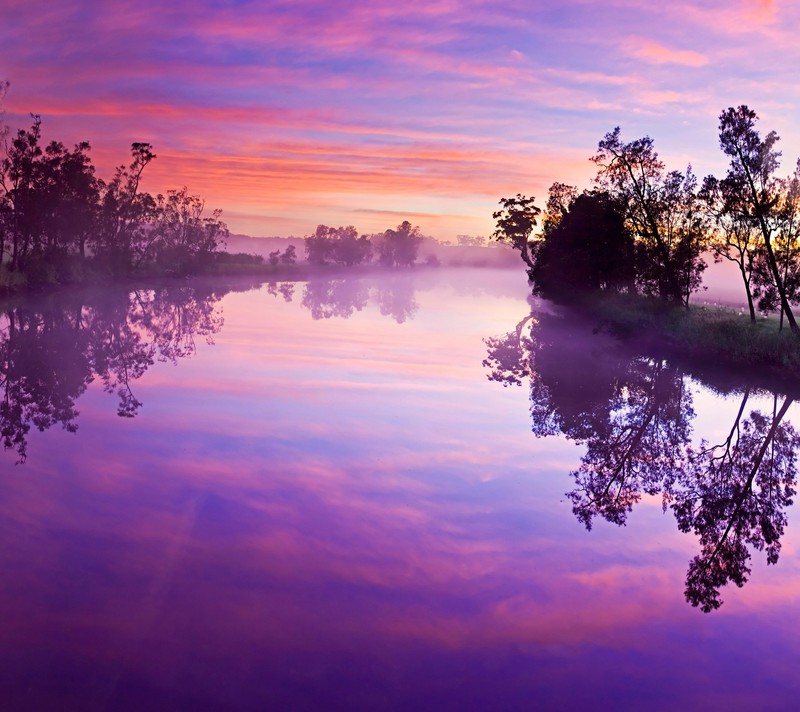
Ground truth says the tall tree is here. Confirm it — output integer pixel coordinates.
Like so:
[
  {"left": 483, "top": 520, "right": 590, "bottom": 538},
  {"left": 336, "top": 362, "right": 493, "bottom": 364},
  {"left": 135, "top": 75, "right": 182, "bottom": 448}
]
[
  {"left": 0, "top": 115, "right": 43, "bottom": 268},
  {"left": 592, "top": 128, "right": 706, "bottom": 305},
  {"left": 97, "top": 142, "right": 156, "bottom": 272},
  {"left": 749, "top": 160, "right": 800, "bottom": 329},
  {"left": 699, "top": 174, "right": 760, "bottom": 321},
  {"left": 716, "top": 105, "right": 799, "bottom": 334},
  {"left": 142, "top": 187, "right": 228, "bottom": 272}
]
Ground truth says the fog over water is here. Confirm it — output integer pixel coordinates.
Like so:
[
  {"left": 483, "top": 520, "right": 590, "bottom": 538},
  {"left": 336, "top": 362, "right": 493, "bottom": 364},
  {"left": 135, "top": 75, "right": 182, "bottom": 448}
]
[{"left": 0, "top": 268, "right": 798, "bottom": 710}]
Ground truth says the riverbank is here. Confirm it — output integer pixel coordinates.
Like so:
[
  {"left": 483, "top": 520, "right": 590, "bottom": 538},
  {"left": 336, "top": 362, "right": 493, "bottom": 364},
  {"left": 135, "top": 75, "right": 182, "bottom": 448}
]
[{"left": 572, "top": 291, "right": 800, "bottom": 382}]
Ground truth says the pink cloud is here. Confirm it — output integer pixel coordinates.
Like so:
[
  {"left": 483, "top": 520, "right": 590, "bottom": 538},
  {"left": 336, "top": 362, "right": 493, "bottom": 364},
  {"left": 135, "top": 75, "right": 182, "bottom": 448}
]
[{"left": 627, "top": 38, "right": 709, "bottom": 67}]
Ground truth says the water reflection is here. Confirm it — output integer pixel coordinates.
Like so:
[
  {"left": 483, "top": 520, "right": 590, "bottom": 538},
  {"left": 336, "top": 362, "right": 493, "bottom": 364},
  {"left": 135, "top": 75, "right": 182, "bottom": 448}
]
[
  {"left": 0, "top": 284, "right": 224, "bottom": 462},
  {"left": 267, "top": 275, "right": 419, "bottom": 323},
  {"left": 0, "top": 274, "right": 422, "bottom": 463},
  {"left": 484, "top": 309, "right": 800, "bottom": 611}
]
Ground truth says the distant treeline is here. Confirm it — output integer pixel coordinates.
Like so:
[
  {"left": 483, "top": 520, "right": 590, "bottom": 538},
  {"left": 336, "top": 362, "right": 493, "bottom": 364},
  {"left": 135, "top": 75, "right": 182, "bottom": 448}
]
[
  {"left": 0, "top": 111, "right": 228, "bottom": 291},
  {"left": 495, "top": 105, "right": 800, "bottom": 334},
  {"left": 302, "top": 221, "right": 428, "bottom": 267},
  {"left": 295, "top": 224, "right": 505, "bottom": 270}
]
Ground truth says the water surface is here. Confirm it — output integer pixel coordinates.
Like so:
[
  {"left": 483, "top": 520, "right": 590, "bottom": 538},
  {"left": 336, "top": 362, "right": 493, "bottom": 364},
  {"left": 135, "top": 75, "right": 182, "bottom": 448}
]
[{"left": 1, "top": 269, "right": 798, "bottom": 711}]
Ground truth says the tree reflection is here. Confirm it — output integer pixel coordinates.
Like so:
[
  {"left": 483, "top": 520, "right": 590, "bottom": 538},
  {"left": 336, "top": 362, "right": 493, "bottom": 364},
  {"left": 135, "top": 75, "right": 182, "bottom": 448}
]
[
  {"left": 674, "top": 391, "right": 798, "bottom": 611},
  {"left": 0, "top": 304, "right": 92, "bottom": 462},
  {"left": 299, "top": 276, "right": 418, "bottom": 324},
  {"left": 302, "top": 278, "right": 369, "bottom": 320},
  {"left": 485, "top": 310, "right": 800, "bottom": 610},
  {"left": 376, "top": 276, "right": 418, "bottom": 324},
  {"left": 266, "top": 280, "right": 295, "bottom": 302},
  {"left": 0, "top": 284, "right": 224, "bottom": 461}
]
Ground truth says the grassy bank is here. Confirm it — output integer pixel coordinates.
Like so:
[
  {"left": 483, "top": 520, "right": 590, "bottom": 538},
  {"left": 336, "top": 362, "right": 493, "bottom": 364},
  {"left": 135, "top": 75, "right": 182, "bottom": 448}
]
[{"left": 577, "top": 291, "right": 800, "bottom": 379}]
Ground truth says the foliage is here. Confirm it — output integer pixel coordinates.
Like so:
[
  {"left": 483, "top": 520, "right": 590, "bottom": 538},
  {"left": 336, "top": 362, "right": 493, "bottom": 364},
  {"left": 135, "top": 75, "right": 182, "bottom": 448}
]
[
  {"left": 491, "top": 194, "right": 541, "bottom": 273},
  {"left": 592, "top": 128, "right": 706, "bottom": 305},
  {"left": 713, "top": 105, "right": 799, "bottom": 334},
  {"left": 304, "top": 224, "right": 373, "bottom": 267},
  {"left": 500, "top": 107, "right": 800, "bottom": 330},
  {"left": 0, "top": 114, "right": 227, "bottom": 290},
  {"left": 372, "top": 220, "right": 423, "bottom": 267},
  {"left": 531, "top": 190, "right": 634, "bottom": 296}
]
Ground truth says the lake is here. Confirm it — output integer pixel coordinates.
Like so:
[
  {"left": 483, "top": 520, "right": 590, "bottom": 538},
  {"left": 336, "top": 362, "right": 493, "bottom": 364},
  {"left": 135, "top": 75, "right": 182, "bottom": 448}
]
[{"left": 1, "top": 268, "right": 799, "bottom": 711}]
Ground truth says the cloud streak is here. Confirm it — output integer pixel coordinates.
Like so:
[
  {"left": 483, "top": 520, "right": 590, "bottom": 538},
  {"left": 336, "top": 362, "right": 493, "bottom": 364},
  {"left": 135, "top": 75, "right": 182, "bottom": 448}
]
[{"left": 4, "top": 0, "right": 800, "bottom": 238}]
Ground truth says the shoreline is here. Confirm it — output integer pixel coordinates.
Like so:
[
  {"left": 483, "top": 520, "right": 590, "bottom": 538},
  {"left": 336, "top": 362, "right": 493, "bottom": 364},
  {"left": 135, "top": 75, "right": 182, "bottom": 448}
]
[{"left": 562, "top": 291, "right": 800, "bottom": 386}]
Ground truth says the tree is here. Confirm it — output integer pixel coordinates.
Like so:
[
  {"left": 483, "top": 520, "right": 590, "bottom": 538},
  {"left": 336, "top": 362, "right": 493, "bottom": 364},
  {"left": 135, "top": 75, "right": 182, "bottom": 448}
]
[
  {"left": 304, "top": 224, "right": 372, "bottom": 267},
  {"left": 0, "top": 115, "right": 44, "bottom": 268},
  {"left": 716, "top": 105, "right": 799, "bottom": 334},
  {"left": 541, "top": 182, "right": 577, "bottom": 238},
  {"left": 491, "top": 194, "right": 541, "bottom": 274},
  {"left": 280, "top": 244, "right": 297, "bottom": 266},
  {"left": 144, "top": 187, "right": 228, "bottom": 272},
  {"left": 0, "top": 116, "right": 101, "bottom": 281},
  {"left": 0, "top": 113, "right": 227, "bottom": 285},
  {"left": 304, "top": 224, "right": 336, "bottom": 265},
  {"left": 96, "top": 142, "right": 156, "bottom": 272},
  {"left": 39, "top": 139, "right": 100, "bottom": 263},
  {"left": 373, "top": 220, "right": 423, "bottom": 267},
  {"left": 699, "top": 174, "right": 761, "bottom": 321},
  {"left": 531, "top": 190, "right": 635, "bottom": 297},
  {"left": 592, "top": 128, "right": 706, "bottom": 305},
  {"left": 748, "top": 160, "right": 800, "bottom": 328}
]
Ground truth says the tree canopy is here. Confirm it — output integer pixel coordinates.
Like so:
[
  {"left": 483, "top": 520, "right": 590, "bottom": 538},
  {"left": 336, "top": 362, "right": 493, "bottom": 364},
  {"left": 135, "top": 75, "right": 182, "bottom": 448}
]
[
  {"left": 498, "top": 105, "right": 800, "bottom": 331},
  {"left": 0, "top": 114, "right": 228, "bottom": 287}
]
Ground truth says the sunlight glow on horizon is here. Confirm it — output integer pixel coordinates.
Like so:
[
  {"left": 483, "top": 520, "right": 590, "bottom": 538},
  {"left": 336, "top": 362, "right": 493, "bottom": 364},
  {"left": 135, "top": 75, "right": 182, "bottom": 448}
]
[{"left": 4, "top": 0, "right": 800, "bottom": 239}]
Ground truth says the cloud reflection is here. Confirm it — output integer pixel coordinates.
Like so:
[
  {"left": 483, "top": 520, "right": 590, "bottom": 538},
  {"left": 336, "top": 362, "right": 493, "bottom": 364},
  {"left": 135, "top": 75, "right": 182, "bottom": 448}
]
[{"left": 1, "top": 272, "right": 800, "bottom": 708}]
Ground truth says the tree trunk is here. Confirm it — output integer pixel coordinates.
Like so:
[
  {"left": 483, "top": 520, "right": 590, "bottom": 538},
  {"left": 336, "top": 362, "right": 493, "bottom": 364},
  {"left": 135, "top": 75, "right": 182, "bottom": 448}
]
[
  {"left": 739, "top": 263, "right": 756, "bottom": 321},
  {"left": 738, "top": 146, "right": 800, "bottom": 334}
]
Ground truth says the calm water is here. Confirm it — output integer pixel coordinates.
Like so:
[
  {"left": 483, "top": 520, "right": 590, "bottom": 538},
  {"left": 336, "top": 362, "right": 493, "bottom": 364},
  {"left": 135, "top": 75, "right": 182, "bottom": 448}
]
[{"left": 1, "top": 269, "right": 799, "bottom": 711}]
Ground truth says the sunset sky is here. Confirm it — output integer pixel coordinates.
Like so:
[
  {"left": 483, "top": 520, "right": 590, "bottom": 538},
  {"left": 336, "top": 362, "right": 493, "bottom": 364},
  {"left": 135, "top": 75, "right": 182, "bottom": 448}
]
[{"left": 3, "top": 0, "right": 799, "bottom": 240}]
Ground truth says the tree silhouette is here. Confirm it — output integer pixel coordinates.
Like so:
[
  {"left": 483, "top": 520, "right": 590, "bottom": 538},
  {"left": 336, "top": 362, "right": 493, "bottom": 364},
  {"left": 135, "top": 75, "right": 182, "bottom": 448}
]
[
  {"left": 491, "top": 194, "right": 541, "bottom": 274},
  {"left": 373, "top": 221, "right": 423, "bottom": 267},
  {"left": 592, "top": 128, "right": 706, "bottom": 305},
  {"left": 532, "top": 190, "right": 635, "bottom": 297},
  {"left": 714, "top": 106, "right": 799, "bottom": 333}
]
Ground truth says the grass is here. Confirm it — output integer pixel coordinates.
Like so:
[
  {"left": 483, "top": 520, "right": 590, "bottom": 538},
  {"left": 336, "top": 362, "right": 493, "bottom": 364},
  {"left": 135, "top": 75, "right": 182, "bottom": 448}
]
[{"left": 579, "top": 291, "right": 800, "bottom": 380}]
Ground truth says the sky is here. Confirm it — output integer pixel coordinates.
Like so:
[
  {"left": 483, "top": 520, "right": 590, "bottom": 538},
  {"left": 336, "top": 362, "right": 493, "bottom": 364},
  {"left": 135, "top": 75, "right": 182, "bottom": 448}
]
[{"left": 2, "top": 0, "right": 800, "bottom": 240}]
